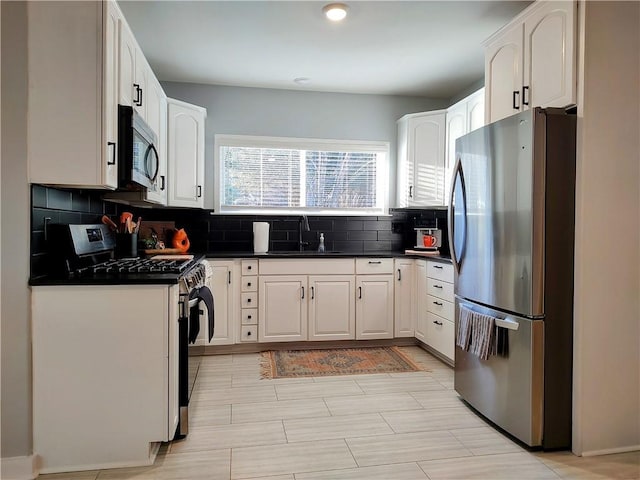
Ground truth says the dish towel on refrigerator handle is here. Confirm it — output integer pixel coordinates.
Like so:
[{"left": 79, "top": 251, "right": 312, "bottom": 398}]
[{"left": 457, "top": 304, "right": 508, "bottom": 360}]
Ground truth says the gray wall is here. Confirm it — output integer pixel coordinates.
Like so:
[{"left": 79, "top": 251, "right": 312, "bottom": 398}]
[
  {"left": 161, "top": 82, "right": 448, "bottom": 210},
  {"left": 1, "top": 0, "right": 32, "bottom": 461}
]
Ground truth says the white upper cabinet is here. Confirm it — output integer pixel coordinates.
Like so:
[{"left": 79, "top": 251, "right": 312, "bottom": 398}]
[
  {"left": 167, "top": 99, "right": 207, "bottom": 208},
  {"left": 444, "top": 88, "right": 485, "bottom": 204},
  {"left": 118, "top": 21, "right": 151, "bottom": 122},
  {"left": 485, "top": 0, "right": 576, "bottom": 123},
  {"left": 27, "top": 1, "right": 121, "bottom": 189},
  {"left": 396, "top": 111, "right": 446, "bottom": 207}
]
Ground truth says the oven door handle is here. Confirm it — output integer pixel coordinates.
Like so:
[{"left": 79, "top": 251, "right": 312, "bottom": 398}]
[{"left": 189, "top": 285, "right": 215, "bottom": 343}]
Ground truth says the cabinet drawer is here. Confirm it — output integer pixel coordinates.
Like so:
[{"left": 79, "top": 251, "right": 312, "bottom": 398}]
[
  {"left": 259, "top": 259, "right": 354, "bottom": 275},
  {"left": 426, "top": 294, "right": 454, "bottom": 321},
  {"left": 241, "top": 260, "right": 258, "bottom": 276},
  {"left": 355, "top": 258, "right": 394, "bottom": 274},
  {"left": 241, "top": 308, "right": 258, "bottom": 325},
  {"left": 427, "top": 278, "right": 454, "bottom": 301},
  {"left": 425, "top": 312, "right": 454, "bottom": 361},
  {"left": 241, "top": 292, "right": 257, "bottom": 308},
  {"left": 240, "top": 325, "right": 257, "bottom": 342},
  {"left": 241, "top": 276, "right": 258, "bottom": 292},
  {"left": 426, "top": 261, "right": 454, "bottom": 282}
]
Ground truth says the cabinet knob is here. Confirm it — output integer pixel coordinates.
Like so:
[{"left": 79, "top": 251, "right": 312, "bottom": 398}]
[
  {"left": 247, "top": 331, "right": 252, "bottom": 336},
  {"left": 247, "top": 298, "right": 252, "bottom": 303},
  {"left": 247, "top": 282, "right": 252, "bottom": 287},
  {"left": 248, "top": 266, "right": 252, "bottom": 270},
  {"left": 247, "top": 315, "right": 252, "bottom": 319}
]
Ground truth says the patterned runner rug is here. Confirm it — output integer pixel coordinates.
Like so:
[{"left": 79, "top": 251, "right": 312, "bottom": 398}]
[{"left": 260, "top": 346, "right": 427, "bottom": 379}]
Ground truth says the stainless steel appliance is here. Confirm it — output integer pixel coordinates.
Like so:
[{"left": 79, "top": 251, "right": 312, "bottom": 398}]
[
  {"left": 118, "top": 105, "right": 161, "bottom": 191},
  {"left": 448, "top": 108, "right": 576, "bottom": 449}
]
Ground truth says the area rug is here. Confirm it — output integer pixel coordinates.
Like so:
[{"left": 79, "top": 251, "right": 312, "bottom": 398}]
[{"left": 260, "top": 346, "right": 427, "bottom": 379}]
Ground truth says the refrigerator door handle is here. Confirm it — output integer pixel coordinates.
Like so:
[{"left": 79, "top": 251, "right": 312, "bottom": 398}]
[
  {"left": 448, "top": 156, "right": 467, "bottom": 274},
  {"left": 495, "top": 317, "right": 520, "bottom": 331}
]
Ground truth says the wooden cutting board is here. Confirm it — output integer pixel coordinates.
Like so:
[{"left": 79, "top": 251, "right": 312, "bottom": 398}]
[{"left": 143, "top": 248, "right": 185, "bottom": 255}]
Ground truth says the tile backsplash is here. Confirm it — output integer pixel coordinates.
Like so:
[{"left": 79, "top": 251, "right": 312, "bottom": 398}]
[{"left": 30, "top": 185, "right": 450, "bottom": 278}]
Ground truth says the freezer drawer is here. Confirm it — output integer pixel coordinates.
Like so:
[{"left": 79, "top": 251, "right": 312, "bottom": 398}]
[{"left": 454, "top": 298, "right": 544, "bottom": 447}]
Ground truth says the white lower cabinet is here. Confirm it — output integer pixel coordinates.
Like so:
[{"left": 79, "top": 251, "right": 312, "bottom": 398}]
[
  {"left": 259, "top": 275, "right": 308, "bottom": 342},
  {"left": 423, "top": 260, "right": 455, "bottom": 363},
  {"left": 414, "top": 259, "right": 428, "bottom": 342},
  {"left": 32, "top": 284, "right": 178, "bottom": 473},
  {"left": 394, "top": 258, "right": 415, "bottom": 337},
  {"left": 356, "top": 275, "right": 394, "bottom": 339},
  {"left": 308, "top": 275, "right": 356, "bottom": 341},
  {"left": 204, "top": 260, "right": 235, "bottom": 345}
]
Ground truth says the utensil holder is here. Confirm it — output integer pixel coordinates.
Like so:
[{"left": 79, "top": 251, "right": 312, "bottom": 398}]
[{"left": 115, "top": 233, "right": 138, "bottom": 258}]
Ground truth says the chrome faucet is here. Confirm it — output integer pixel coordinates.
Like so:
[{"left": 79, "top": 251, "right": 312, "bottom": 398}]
[{"left": 298, "top": 215, "right": 310, "bottom": 251}]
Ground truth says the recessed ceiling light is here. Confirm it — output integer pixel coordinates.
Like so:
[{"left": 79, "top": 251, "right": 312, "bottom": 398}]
[
  {"left": 294, "top": 77, "right": 311, "bottom": 85},
  {"left": 323, "top": 3, "right": 348, "bottom": 22}
]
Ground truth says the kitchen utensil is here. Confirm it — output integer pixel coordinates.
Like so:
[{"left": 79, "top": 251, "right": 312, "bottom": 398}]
[
  {"left": 135, "top": 217, "right": 142, "bottom": 234},
  {"left": 101, "top": 215, "right": 118, "bottom": 232}
]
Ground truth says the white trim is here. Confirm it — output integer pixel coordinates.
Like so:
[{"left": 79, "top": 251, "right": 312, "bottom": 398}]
[
  {"left": 214, "top": 134, "right": 390, "bottom": 215},
  {"left": 580, "top": 445, "right": 640, "bottom": 457},
  {"left": 1, "top": 455, "right": 37, "bottom": 480}
]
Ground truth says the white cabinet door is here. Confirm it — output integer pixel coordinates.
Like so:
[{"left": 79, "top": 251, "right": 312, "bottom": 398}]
[
  {"left": 308, "top": 275, "right": 355, "bottom": 341},
  {"left": 409, "top": 112, "right": 446, "bottom": 206},
  {"left": 356, "top": 275, "right": 394, "bottom": 340},
  {"left": 414, "top": 260, "right": 428, "bottom": 342},
  {"left": 204, "top": 261, "right": 234, "bottom": 345},
  {"left": 118, "top": 19, "right": 137, "bottom": 109},
  {"left": 27, "top": 1, "right": 120, "bottom": 189},
  {"left": 394, "top": 259, "right": 415, "bottom": 337},
  {"left": 523, "top": 1, "right": 576, "bottom": 109},
  {"left": 425, "top": 312, "right": 455, "bottom": 361},
  {"left": 485, "top": 1, "right": 576, "bottom": 123},
  {"left": 444, "top": 102, "right": 467, "bottom": 205},
  {"left": 259, "top": 276, "right": 308, "bottom": 342},
  {"left": 397, "top": 111, "right": 446, "bottom": 207},
  {"left": 485, "top": 22, "right": 524, "bottom": 123},
  {"left": 167, "top": 99, "right": 207, "bottom": 208},
  {"left": 144, "top": 75, "right": 168, "bottom": 205},
  {"left": 445, "top": 88, "right": 485, "bottom": 205}
]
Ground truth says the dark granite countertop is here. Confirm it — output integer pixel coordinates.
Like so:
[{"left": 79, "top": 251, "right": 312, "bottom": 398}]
[{"left": 205, "top": 250, "right": 452, "bottom": 263}]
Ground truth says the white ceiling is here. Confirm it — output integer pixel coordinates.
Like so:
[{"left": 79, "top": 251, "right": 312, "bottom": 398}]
[{"left": 117, "top": 1, "right": 531, "bottom": 99}]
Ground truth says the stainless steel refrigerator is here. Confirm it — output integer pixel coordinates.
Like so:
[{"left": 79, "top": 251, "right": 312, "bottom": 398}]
[{"left": 448, "top": 107, "right": 576, "bottom": 449}]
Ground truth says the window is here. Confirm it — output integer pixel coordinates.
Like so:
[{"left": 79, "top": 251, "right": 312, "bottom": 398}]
[{"left": 215, "top": 135, "right": 389, "bottom": 215}]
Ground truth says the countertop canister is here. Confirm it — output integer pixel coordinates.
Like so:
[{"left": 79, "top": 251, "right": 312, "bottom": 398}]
[{"left": 253, "top": 222, "right": 269, "bottom": 253}]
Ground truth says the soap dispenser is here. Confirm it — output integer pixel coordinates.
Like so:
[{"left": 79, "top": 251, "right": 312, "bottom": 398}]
[{"left": 318, "top": 233, "right": 325, "bottom": 253}]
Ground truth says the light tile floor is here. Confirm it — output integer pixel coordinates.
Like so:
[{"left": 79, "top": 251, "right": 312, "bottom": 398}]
[{"left": 41, "top": 346, "right": 639, "bottom": 479}]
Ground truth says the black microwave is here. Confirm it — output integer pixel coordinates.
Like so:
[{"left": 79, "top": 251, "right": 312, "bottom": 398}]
[{"left": 118, "top": 105, "right": 159, "bottom": 191}]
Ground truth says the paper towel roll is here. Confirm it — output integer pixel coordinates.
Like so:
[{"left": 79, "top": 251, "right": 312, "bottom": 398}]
[{"left": 253, "top": 222, "right": 269, "bottom": 253}]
